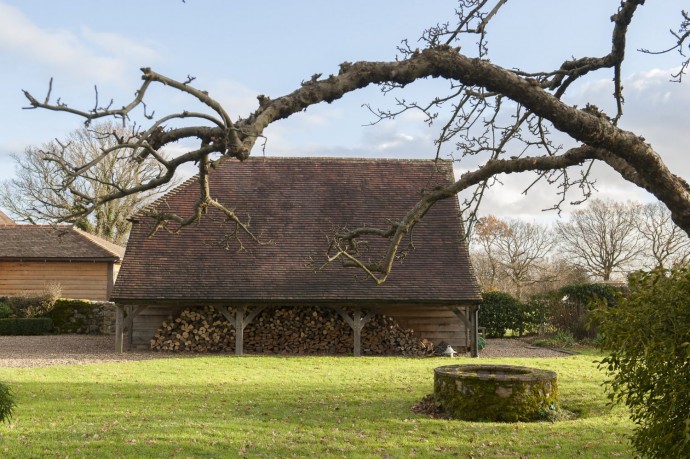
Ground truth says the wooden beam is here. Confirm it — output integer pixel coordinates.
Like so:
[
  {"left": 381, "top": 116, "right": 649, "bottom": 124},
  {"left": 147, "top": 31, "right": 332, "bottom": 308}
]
[
  {"left": 124, "top": 305, "right": 147, "bottom": 349},
  {"left": 214, "top": 305, "right": 236, "bottom": 327},
  {"left": 450, "top": 306, "right": 470, "bottom": 329},
  {"left": 245, "top": 305, "right": 267, "bottom": 325},
  {"left": 332, "top": 307, "right": 354, "bottom": 328}
]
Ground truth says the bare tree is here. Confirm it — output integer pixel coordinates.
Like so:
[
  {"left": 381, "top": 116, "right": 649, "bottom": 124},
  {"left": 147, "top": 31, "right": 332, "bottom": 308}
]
[
  {"left": 556, "top": 199, "right": 642, "bottom": 281},
  {"left": 19, "top": 1, "right": 690, "bottom": 282},
  {"left": 472, "top": 215, "right": 554, "bottom": 298},
  {"left": 471, "top": 215, "right": 510, "bottom": 291},
  {"left": 495, "top": 219, "right": 555, "bottom": 299},
  {"left": 0, "top": 122, "right": 175, "bottom": 245},
  {"left": 530, "top": 257, "right": 590, "bottom": 294},
  {"left": 637, "top": 201, "right": 690, "bottom": 270}
]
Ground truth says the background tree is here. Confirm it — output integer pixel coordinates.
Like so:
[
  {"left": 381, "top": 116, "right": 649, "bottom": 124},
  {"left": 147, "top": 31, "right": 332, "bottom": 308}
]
[
  {"left": 636, "top": 201, "right": 690, "bottom": 270},
  {"left": 493, "top": 219, "right": 555, "bottom": 299},
  {"left": 0, "top": 122, "right": 175, "bottom": 245},
  {"left": 556, "top": 199, "right": 642, "bottom": 281},
  {"left": 471, "top": 215, "right": 511, "bottom": 291},
  {"left": 531, "top": 258, "right": 590, "bottom": 294},
  {"left": 471, "top": 216, "right": 554, "bottom": 299}
]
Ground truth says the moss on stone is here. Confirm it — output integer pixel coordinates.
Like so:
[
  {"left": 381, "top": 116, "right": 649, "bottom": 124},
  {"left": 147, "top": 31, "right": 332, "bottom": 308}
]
[{"left": 433, "top": 364, "right": 558, "bottom": 422}]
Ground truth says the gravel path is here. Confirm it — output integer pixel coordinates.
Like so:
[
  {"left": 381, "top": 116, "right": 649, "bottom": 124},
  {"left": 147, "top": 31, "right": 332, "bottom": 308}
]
[
  {"left": 0, "top": 335, "right": 178, "bottom": 368},
  {"left": 477, "top": 338, "right": 572, "bottom": 359},
  {"left": 0, "top": 335, "right": 570, "bottom": 368}
]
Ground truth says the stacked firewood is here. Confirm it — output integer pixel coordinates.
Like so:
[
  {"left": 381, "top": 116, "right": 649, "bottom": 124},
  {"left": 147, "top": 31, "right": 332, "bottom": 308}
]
[
  {"left": 150, "top": 305, "right": 426, "bottom": 356},
  {"left": 150, "top": 306, "right": 236, "bottom": 353}
]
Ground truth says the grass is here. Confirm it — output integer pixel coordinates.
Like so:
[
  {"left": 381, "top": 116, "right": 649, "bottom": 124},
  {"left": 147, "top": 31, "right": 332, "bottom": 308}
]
[{"left": 0, "top": 354, "right": 632, "bottom": 458}]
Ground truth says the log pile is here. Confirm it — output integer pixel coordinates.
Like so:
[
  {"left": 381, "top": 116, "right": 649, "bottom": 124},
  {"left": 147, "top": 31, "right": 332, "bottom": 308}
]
[{"left": 150, "top": 305, "right": 427, "bottom": 356}]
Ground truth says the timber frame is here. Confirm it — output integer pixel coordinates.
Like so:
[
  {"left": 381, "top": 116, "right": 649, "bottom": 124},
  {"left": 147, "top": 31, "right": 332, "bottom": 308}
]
[{"left": 113, "top": 302, "right": 481, "bottom": 357}]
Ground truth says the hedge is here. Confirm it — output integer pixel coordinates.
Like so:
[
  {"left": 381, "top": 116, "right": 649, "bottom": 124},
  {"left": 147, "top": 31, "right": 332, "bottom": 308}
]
[
  {"left": 479, "top": 291, "right": 522, "bottom": 338},
  {"left": 0, "top": 318, "right": 53, "bottom": 335}
]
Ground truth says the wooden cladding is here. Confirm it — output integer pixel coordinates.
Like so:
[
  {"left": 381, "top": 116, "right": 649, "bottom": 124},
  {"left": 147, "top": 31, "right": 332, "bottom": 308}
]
[{"left": 0, "top": 261, "right": 116, "bottom": 301}]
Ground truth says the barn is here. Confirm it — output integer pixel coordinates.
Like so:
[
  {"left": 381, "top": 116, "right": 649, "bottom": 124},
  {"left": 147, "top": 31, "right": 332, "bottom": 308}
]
[
  {"left": 111, "top": 157, "right": 482, "bottom": 355},
  {"left": 0, "top": 220, "right": 125, "bottom": 301}
]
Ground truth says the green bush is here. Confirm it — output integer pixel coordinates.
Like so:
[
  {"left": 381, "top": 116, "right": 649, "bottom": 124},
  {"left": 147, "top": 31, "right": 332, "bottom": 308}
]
[
  {"left": 0, "top": 382, "right": 15, "bottom": 423},
  {"left": 528, "top": 283, "right": 623, "bottom": 339},
  {"left": 0, "top": 302, "right": 13, "bottom": 319},
  {"left": 597, "top": 268, "right": 690, "bottom": 458},
  {"left": 479, "top": 291, "right": 522, "bottom": 338},
  {"left": 0, "top": 318, "right": 53, "bottom": 335}
]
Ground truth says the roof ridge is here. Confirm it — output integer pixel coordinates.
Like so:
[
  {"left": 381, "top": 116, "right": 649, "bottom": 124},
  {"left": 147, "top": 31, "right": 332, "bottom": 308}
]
[
  {"left": 72, "top": 227, "right": 125, "bottom": 258},
  {"left": 244, "top": 156, "right": 454, "bottom": 163},
  {"left": 1, "top": 224, "right": 73, "bottom": 228},
  {"left": 132, "top": 174, "right": 200, "bottom": 220},
  {"left": 131, "top": 156, "right": 455, "bottom": 219}
]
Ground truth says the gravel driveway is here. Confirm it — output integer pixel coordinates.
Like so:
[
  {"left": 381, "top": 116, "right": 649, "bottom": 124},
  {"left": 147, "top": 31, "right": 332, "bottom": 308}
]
[{"left": 0, "top": 335, "right": 570, "bottom": 368}]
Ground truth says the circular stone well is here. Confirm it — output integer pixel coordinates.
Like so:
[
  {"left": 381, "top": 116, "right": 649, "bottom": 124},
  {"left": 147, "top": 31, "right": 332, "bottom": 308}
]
[{"left": 434, "top": 364, "right": 558, "bottom": 422}]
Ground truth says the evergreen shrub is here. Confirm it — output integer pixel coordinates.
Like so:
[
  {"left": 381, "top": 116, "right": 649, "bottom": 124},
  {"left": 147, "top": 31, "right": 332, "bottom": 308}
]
[
  {"left": 0, "top": 318, "right": 53, "bottom": 335},
  {"left": 597, "top": 268, "right": 690, "bottom": 458}
]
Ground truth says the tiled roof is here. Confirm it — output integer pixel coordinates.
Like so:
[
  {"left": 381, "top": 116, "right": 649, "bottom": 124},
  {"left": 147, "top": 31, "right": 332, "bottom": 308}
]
[
  {"left": 0, "top": 211, "right": 14, "bottom": 225},
  {"left": 0, "top": 225, "right": 124, "bottom": 261},
  {"left": 112, "top": 157, "right": 481, "bottom": 304}
]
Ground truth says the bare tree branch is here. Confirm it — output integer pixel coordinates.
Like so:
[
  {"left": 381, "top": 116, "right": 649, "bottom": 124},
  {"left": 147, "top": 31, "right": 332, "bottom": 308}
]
[{"left": 18, "top": 0, "right": 690, "bottom": 283}]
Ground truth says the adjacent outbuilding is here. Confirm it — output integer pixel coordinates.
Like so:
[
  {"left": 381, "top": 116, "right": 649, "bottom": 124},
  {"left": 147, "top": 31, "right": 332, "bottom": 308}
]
[
  {"left": 112, "top": 157, "right": 482, "bottom": 355},
  {"left": 0, "top": 223, "right": 125, "bottom": 301}
]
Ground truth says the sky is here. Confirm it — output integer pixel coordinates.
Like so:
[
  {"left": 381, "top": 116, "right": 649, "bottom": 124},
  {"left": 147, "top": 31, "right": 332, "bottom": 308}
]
[{"left": 0, "top": 0, "right": 687, "bottom": 223}]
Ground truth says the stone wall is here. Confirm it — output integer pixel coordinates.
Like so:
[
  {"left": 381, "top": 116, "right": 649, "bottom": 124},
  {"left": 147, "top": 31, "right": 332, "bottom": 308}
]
[{"left": 48, "top": 299, "right": 116, "bottom": 335}]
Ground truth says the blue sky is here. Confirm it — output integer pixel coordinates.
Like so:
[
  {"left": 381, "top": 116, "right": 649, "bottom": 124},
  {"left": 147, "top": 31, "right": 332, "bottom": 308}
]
[{"left": 0, "top": 1, "right": 687, "bottom": 221}]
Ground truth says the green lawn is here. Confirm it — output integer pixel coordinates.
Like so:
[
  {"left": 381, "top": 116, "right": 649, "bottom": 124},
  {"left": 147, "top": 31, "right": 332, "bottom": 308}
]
[{"left": 0, "top": 354, "right": 632, "bottom": 458}]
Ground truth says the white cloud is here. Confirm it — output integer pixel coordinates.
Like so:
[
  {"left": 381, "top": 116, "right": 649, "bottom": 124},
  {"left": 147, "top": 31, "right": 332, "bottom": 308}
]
[
  {"left": 80, "top": 27, "right": 159, "bottom": 64},
  {"left": 208, "top": 79, "right": 261, "bottom": 117},
  {"left": 0, "top": 2, "right": 159, "bottom": 84}
]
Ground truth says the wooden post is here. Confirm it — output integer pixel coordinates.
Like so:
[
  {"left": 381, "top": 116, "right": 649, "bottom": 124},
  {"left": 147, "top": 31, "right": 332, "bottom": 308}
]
[
  {"left": 235, "top": 307, "right": 245, "bottom": 356},
  {"left": 114, "top": 305, "right": 146, "bottom": 352},
  {"left": 126, "top": 305, "right": 134, "bottom": 348},
  {"left": 470, "top": 306, "right": 480, "bottom": 358},
  {"left": 353, "top": 309, "right": 362, "bottom": 357},
  {"left": 213, "top": 305, "right": 267, "bottom": 356},
  {"left": 115, "top": 304, "right": 124, "bottom": 353},
  {"left": 333, "top": 307, "right": 377, "bottom": 357},
  {"left": 450, "top": 305, "right": 480, "bottom": 357}
]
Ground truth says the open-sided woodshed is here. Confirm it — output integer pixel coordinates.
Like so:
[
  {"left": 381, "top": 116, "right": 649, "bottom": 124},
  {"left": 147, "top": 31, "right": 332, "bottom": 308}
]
[{"left": 111, "top": 157, "right": 482, "bottom": 356}]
